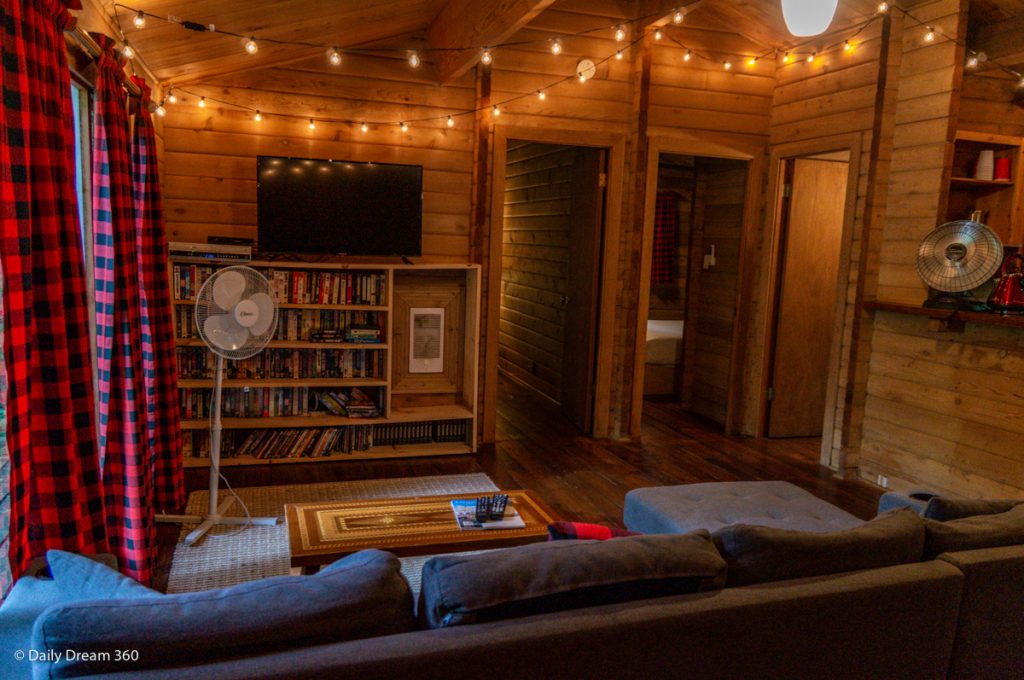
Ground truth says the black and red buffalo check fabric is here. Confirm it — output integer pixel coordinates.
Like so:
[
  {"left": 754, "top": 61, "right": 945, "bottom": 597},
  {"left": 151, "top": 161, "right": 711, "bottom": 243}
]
[
  {"left": 131, "top": 76, "right": 184, "bottom": 512},
  {"left": 652, "top": 191, "right": 678, "bottom": 285},
  {"left": 92, "top": 35, "right": 155, "bottom": 583},
  {"left": 1, "top": 0, "right": 109, "bottom": 581}
]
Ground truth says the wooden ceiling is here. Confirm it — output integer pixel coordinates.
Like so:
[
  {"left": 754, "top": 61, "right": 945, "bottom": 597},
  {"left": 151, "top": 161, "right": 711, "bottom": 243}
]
[{"left": 110, "top": 0, "right": 1021, "bottom": 86}]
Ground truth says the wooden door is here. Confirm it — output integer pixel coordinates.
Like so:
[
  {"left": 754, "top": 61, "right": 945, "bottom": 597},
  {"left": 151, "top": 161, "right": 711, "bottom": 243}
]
[
  {"left": 561, "top": 149, "right": 606, "bottom": 433},
  {"left": 768, "top": 158, "right": 849, "bottom": 437}
]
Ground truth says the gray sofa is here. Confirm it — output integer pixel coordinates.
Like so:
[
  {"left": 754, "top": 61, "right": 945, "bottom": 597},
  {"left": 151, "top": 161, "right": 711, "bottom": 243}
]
[{"left": 3, "top": 481, "right": 1022, "bottom": 680}]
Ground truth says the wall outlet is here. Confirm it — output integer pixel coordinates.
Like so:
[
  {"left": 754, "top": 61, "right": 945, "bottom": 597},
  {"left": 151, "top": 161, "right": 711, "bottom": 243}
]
[{"left": 876, "top": 474, "right": 889, "bottom": 489}]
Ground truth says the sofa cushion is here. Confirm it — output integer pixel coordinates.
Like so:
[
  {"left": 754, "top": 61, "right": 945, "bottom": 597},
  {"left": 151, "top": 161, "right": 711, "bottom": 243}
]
[
  {"left": 923, "top": 497, "right": 1024, "bottom": 522},
  {"left": 547, "top": 521, "right": 640, "bottom": 541},
  {"left": 713, "top": 508, "right": 925, "bottom": 586},
  {"left": 624, "top": 481, "right": 863, "bottom": 535},
  {"left": 419, "top": 530, "right": 726, "bottom": 629},
  {"left": 0, "top": 578, "right": 64, "bottom": 680},
  {"left": 46, "top": 550, "right": 158, "bottom": 599},
  {"left": 924, "top": 504, "right": 1024, "bottom": 558},
  {"left": 31, "top": 549, "right": 414, "bottom": 678}
]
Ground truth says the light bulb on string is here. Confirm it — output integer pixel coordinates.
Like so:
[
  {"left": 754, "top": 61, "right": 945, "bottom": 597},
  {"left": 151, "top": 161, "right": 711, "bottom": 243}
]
[
  {"left": 481, "top": 47, "right": 492, "bottom": 65},
  {"left": 122, "top": 43, "right": 134, "bottom": 59},
  {"left": 723, "top": 60, "right": 732, "bottom": 70},
  {"left": 924, "top": 27, "right": 936, "bottom": 43},
  {"left": 155, "top": 102, "right": 166, "bottom": 117},
  {"left": 408, "top": 51, "right": 420, "bottom": 68},
  {"left": 254, "top": 110, "right": 262, "bottom": 122},
  {"left": 1017, "top": 75, "right": 1024, "bottom": 89},
  {"left": 308, "top": 119, "right": 315, "bottom": 130},
  {"left": 167, "top": 89, "right": 177, "bottom": 104},
  {"left": 133, "top": 10, "right": 146, "bottom": 28},
  {"left": 245, "top": 36, "right": 258, "bottom": 54},
  {"left": 748, "top": 56, "right": 758, "bottom": 66},
  {"left": 614, "top": 25, "right": 626, "bottom": 42},
  {"left": 550, "top": 38, "right": 563, "bottom": 55},
  {"left": 327, "top": 48, "right": 342, "bottom": 66},
  {"left": 537, "top": 89, "right": 546, "bottom": 100},
  {"left": 683, "top": 49, "right": 692, "bottom": 62},
  {"left": 578, "top": 71, "right": 587, "bottom": 82},
  {"left": 360, "top": 122, "right": 368, "bottom": 133},
  {"left": 807, "top": 52, "right": 817, "bottom": 63},
  {"left": 400, "top": 121, "right": 409, "bottom": 132},
  {"left": 782, "top": 52, "right": 791, "bottom": 63},
  {"left": 447, "top": 115, "right": 455, "bottom": 127},
  {"left": 492, "top": 104, "right": 500, "bottom": 116},
  {"left": 673, "top": 9, "right": 685, "bottom": 23},
  {"left": 654, "top": 28, "right": 663, "bottom": 40},
  {"left": 198, "top": 96, "right": 206, "bottom": 108},
  {"left": 615, "top": 50, "right": 623, "bottom": 60},
  {"left": 877, "top": 2, "right": 889, "bottom": 13}
]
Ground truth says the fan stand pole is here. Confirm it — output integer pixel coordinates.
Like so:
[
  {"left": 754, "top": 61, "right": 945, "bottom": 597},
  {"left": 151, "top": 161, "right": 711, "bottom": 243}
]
[{"left": 158, "top": 354, "right": 280, "bottom": 544}]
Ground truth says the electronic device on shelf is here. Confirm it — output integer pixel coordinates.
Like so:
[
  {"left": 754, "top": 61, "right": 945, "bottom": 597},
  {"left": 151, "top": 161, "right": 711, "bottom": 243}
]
[
  {"left": 168, "top": 241, "right": 252, "bottom": 263},
  {"left": 916, "top": 220, "right": 1003, "bottom": 311}
]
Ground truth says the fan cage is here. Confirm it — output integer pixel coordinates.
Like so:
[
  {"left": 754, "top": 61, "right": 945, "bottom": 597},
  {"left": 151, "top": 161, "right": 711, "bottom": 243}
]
[
  {"left": 915, "top": 220, "right": 1003, "bottom": 294},
  {"left": 195, "top": 265, "right": 278, "bottom": 360}
]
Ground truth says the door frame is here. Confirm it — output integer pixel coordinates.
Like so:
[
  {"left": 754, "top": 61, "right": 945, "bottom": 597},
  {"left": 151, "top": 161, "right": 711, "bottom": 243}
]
[
  {"left": 758, "top": 134, "right": 863, "bottom": 465},
  {"left": 631, "top": 133, "right": 765, "bottom": 437},
  {"left": 483, "top": 125, "right": 627, "bottom": 442}
]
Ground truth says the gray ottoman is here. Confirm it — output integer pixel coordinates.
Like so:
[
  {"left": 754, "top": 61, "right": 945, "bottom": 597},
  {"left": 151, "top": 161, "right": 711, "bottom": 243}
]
[{"left": 624, "top": 481, "right": 863, "bottom": 535}]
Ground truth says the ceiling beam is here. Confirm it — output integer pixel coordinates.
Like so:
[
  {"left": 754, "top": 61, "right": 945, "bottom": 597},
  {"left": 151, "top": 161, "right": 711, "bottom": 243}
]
[
  {"left": 427, "top": 0, "right": 556, "bottom": 85},
  {"left": 638, "top": 0, "right": 705, "bottom": 29}
]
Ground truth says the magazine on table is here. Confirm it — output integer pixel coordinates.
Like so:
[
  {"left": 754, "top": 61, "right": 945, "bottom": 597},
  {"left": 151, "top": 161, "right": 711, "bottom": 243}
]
[{"left": 451, "top": 499, "right": 525, "bottom": 530}]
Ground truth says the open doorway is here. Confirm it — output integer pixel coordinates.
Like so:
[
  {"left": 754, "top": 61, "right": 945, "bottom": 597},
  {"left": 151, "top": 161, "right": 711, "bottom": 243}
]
[
  {"left": 766, "top": 151, "right": 852, "bottom": 438},
  {"left": 496, "top": 141, "right": 606, "bottom": 434},
  {"left": 639, "top": 153, "right": 749, "bottom": 429}
]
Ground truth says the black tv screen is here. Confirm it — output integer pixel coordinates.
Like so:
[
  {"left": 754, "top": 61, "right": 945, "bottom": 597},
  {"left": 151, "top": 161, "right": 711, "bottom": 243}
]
[{"left": 257, "top": 156, "right": 422, "bottom": 256}]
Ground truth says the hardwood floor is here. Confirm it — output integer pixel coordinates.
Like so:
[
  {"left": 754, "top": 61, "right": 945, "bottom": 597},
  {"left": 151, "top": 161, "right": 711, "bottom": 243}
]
[{"left": 154, "top": 377, "right": 882, "bottom": 591}]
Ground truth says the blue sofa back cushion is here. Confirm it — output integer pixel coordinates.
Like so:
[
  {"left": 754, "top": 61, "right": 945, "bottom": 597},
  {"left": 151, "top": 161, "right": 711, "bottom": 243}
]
[
  {"left": 30, "top": 549, "right": 415, "bottom": 679},
  {"left": 419, "top": 530, "right": 727, "bottom": 629},
  {"left": 924, "top": 503, "right": 1024, "bottom": 558},
  {"left": 713, "top": 508, "right": 926, "bottom": 586},
  {"left": 46, "top": 550, "right": 159, "bottom": 600}
]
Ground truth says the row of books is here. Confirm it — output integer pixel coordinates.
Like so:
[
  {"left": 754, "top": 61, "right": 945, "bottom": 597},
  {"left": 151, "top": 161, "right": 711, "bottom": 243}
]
[
  {"left": 178, "top": 387, "right": 313, "bottom": 420},
  {"left": 314, "top": 388, "right": 381, "bottom": 418},
  {"left": 265, "top": 270, "right": 387, "bottom": 306},
  {"left": 175, "top": 347, "right": 385, "bottom": 380},
  {"left": 171, "top": 264, "right": 387, "bottom": 307},
  {"left": 181, "top": 420, "right": 470, "bottom": 459},
  {"left": 181, "top": 426, "right": 374, "bottom": 458},
  {"left": 374, "top": 420, "right": 468, "bottom": 445},
  {"left": 174, "top": 308, "right": 385, "bottom": 342}
]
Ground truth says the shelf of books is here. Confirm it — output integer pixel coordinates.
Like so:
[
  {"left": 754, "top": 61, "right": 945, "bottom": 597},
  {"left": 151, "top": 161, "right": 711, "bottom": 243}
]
[{"left": 170, "top": 259, "right": 480, "bottom": 468}]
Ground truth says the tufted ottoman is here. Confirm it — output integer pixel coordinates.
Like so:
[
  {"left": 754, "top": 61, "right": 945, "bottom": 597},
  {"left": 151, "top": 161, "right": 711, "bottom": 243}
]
[{"left": 624, "top": 481, "right": 863, "bottom": 535}]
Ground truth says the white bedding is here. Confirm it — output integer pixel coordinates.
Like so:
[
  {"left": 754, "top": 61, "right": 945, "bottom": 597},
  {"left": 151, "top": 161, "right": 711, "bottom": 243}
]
[{"left": 645, "top": 320, "right": 684, "bottom": 365}]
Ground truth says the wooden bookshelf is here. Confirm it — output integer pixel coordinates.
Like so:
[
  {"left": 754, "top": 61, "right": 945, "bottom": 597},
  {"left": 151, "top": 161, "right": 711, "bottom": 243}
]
[{"left": 171, "top": 258, "right": 481, "bottom": 466}]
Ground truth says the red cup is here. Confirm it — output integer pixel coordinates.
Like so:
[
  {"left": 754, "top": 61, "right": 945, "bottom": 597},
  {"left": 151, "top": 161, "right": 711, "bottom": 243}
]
[{"left": 994, "top": 157, "right": 1012, "bottom": 182}]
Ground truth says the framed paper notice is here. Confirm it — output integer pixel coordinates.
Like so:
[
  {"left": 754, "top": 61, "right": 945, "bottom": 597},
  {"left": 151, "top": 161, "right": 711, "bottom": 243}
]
[{"left": 409, "top": 307, "right": 444, "bottom": 373}]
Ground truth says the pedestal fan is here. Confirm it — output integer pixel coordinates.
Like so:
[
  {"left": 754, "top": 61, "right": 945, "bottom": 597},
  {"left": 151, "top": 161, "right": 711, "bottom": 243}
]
[
  {"left": 160, "top": 266, "right": 280, "bottom": 545},
  {"left": 916, "top": 220, "right": 1003, "bottom": 311}
]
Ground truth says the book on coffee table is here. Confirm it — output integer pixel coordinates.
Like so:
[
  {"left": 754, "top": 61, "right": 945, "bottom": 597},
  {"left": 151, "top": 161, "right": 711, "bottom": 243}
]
[{"left": 451, "top": 499, "right": 526, "bottom": 530}]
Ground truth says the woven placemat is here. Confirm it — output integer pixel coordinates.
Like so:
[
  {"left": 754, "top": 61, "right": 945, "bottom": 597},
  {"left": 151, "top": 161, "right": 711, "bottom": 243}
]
[{"left": 167, "top": 473, "right": 498, "bottom": 594}]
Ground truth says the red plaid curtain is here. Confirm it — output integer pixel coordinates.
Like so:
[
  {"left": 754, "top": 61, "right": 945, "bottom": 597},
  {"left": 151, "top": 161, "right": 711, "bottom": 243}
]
[
  {"left": 130, "top": 77, "right": 183, "bottom": 512},
  {"left": 0, "top": 0, "right": 108, "bottom": 581},
  {"left": 92, "top": 36, "right": 154, "bottom": 583},
  {"left": 652, "top": 191, "right": 679, "bottom": 285}
]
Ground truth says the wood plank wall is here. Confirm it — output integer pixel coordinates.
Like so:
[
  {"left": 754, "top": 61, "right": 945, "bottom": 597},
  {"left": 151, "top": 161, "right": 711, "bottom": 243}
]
[
  {"left": 686, "top": 159, "right": 747, "bottom": 425},
  {"left": 498, "top": 142, "right": 575, "bottom": 401},
  {"left": 649, "top": 156, "right": 694, "bottom": 321}
]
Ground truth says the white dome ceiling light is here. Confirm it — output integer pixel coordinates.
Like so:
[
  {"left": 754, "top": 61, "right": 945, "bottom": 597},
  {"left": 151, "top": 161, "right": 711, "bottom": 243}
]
[{"left": 781, "top": 0, "right": 840, "bottom": 37}]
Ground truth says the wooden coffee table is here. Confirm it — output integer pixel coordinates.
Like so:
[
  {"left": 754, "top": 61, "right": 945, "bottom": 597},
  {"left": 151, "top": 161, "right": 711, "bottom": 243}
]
[{"left": 285, "top": 490, "right": 557, "bottom": 569}]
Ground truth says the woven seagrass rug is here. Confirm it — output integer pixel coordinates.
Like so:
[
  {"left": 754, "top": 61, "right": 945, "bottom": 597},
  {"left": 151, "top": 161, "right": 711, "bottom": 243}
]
[{"left": 166, "top": 473, "right": 498, "bottom": 594}]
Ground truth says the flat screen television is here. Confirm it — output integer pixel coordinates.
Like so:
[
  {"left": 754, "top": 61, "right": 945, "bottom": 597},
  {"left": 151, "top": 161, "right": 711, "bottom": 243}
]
[{"left": 257, "top": 156, "right": 422, "bottom": 256}]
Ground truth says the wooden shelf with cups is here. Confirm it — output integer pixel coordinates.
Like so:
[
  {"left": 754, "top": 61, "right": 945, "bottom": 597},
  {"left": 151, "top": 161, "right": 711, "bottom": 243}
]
[
  {"left": 170, "top": 258, "right": 480, "bottom": 467},
  {"left": 945, "top": 130, "right": 1024, "bottom": 245}
]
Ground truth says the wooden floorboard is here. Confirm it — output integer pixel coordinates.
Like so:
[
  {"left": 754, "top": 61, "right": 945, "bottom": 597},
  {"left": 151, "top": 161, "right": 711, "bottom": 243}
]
[{"left": 153, "top": 377, "right": 882, "bottom": 591}]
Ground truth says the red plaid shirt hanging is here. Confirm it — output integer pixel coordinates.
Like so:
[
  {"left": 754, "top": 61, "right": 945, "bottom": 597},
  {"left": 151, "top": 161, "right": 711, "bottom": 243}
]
[
  {"left": 130, "top": 76, "right": 184, "bottom": 512},
  {"left": 652, "top": 191, "right": 679, "bottom": 285},
  {"left": 1, "top": 0, "right": 108, "bottom": 581},
  {"left": 92, "top": 35, "right": 155, "bottom": 583}
]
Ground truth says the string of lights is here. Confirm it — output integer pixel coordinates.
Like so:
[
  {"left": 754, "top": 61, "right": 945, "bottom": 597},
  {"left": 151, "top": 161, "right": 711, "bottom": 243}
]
[{"left": 114, "top": 1, "right": 1022, "bottom": 127}]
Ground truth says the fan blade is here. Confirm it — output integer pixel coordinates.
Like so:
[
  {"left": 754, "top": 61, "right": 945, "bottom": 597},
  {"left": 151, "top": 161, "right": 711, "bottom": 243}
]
[
  {"left": 203, "top": 313, "right": 249, "bottom": 351},
  {"left": 245, "top": 292, "right": 276, "bottom": 337},
  {"left": 212, "top": 270, "right": 246, "bottom": 311}
]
